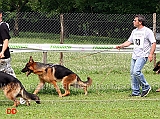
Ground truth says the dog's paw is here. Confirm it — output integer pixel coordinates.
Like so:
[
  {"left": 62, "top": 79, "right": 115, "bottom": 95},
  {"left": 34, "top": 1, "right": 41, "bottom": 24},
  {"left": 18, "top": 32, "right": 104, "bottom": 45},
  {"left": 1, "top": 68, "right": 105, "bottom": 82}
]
[
  {"left": 59, "top": 94, "right": 62, "bottom": 98},
  {"left": 156, "top": 88, "right": 160, "bottom": 92}
]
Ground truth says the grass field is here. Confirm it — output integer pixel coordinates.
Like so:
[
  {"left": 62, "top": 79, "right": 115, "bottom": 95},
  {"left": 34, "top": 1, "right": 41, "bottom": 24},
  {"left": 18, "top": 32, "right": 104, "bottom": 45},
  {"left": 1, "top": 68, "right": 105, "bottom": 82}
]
[{"left": 1, "top": 36, "right": 160, "bottom": 119}]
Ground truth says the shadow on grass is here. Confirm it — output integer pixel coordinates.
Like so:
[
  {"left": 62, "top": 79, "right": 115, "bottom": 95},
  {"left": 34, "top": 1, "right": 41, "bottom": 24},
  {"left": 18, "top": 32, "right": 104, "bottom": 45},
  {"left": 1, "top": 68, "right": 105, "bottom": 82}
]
[
  {"left": 0, "top": 101, "right": 13, "bottom": 107},
  {"left": 29, "top": 86, "right": 88, "bottom": 96},
  {"left": 35, "top": 85, "right": 131, "bottom": 96}
]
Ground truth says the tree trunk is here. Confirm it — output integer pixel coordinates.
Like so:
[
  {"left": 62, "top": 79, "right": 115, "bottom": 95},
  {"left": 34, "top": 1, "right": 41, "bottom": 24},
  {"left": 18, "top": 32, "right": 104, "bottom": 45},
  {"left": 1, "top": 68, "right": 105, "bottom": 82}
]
[{"left": 13, "top": 12, "right": 19, "bottom": 36}]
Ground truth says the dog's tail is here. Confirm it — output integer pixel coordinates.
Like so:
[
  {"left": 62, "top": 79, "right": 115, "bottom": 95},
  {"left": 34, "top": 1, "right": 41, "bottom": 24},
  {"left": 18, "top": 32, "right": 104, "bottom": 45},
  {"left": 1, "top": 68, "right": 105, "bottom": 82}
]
[
  {"left": 22, "top": 88, "right": 40, "bottom": 104},
  {"left": 77, "top": 76, "right": 92, "bottom": 87}
]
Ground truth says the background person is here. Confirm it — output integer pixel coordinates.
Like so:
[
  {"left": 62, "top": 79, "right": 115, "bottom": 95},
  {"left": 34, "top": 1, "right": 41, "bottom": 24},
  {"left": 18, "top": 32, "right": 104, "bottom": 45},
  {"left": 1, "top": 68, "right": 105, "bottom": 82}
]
[
  {"left": 0, "top": 10, "right": 26, "bottom": 104},
  {"left": 0, "top": 10, "right": 16, "bottom": 77}
]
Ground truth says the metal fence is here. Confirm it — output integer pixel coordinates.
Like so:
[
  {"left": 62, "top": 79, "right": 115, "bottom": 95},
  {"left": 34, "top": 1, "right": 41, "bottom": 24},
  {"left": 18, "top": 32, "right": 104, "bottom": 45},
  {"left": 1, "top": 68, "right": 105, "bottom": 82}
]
[
  {"left": 3, "top": 12, "right": 160, "bottom": 44},
  {"left": 2, "top": 13, "right": 160, "bottom": 78}
]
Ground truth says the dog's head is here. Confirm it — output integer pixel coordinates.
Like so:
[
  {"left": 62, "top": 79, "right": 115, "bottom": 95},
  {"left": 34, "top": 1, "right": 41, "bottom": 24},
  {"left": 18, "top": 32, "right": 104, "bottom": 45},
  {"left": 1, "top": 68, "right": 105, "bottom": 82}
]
[
  {"left": 21, "top": 56, "right": 34, "bottom": 76},
  {"left": 153, "top": 61, "right": 160, "bottom": 74}
]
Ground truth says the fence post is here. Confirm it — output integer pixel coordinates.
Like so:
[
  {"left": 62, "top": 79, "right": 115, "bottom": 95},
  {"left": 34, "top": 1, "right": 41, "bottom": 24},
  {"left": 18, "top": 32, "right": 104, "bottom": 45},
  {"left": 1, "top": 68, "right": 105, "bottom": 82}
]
[
  {"left": 60, "top": 14, "right": 64, "bottom": 65},
  {"left": 42, "top": 51, "right": 47, "bottom": 63},
  {"left": 153, "top": 13, "right": 156, "bottom": 67}
]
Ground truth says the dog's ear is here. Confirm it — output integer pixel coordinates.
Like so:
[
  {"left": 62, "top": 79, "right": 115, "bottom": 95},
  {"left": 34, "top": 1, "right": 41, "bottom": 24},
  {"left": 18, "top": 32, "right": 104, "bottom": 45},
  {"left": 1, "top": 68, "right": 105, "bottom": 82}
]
[{"left": 29, "top": 56, "right": 34, "bottom": 63}]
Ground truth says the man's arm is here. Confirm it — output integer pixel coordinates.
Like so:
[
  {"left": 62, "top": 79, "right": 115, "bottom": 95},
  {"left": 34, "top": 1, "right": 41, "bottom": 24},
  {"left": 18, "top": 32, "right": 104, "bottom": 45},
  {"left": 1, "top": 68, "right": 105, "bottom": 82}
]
[
  {"left": 116, "top": 41, "right": 132, "bottom": 50},
  {"left": 148, "top": 42, "right": 156, "bottom": 62},
  {"left": 0, "top": 39, "right": 9, "bottom": 58}
]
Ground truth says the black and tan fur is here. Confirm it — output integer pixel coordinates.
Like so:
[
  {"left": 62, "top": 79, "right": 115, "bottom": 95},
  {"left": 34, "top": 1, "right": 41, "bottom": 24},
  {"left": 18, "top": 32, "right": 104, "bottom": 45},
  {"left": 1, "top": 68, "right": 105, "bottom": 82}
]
[
  {"left": 0, "top": 71, "right": 40, "bottom": 107},
  {"left": 153, "top": 61, "right": 160, "bottom": 74},
  {"left": 21, "top": 56, "right": 92, "bottom": 97},
  {"left": 153, "top": 61, "right": 160, "bottom": 92}
]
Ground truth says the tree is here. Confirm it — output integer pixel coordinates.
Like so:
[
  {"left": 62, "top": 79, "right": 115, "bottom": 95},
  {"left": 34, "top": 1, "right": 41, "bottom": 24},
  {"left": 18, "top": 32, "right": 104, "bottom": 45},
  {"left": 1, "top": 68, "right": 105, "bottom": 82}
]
[
  {"left": 11, "top": 0, "right": 29, "bottom": 36},
  {"left": 1, "top": 0, "right": 160, "bottom": 14},
  {"left": 1, "top": 0, "right": 28, "bottom": 36}
]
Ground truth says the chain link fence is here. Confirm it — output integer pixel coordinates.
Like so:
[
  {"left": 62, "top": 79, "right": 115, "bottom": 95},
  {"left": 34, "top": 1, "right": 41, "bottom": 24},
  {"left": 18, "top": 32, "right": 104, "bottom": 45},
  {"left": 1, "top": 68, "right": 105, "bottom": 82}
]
[
  {"left": 4, "top": 13, "right": 160, "bottom": 44},
  {"left": 2, "top": 13, "right": 160, "bottom": 86}
]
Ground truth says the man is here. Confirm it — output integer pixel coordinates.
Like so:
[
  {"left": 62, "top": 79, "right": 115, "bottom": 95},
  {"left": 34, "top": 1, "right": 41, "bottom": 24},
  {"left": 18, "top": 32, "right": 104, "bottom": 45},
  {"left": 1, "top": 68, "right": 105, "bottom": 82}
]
[
  {"left": 0, "top": 10, "right": 16, "bottom": 77},
  {"left": 0, "top": 10, "right": 26, "bottom": 104},
  {"left": 116, "top": 15, "right": 156, "bottom": 97}
]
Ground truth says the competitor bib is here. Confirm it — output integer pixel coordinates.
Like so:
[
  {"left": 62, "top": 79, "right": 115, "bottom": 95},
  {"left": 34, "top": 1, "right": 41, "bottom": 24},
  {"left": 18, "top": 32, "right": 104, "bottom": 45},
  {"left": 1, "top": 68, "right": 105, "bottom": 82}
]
[{"left": 133, "top": 31, "right": 145, "bottom": 48}]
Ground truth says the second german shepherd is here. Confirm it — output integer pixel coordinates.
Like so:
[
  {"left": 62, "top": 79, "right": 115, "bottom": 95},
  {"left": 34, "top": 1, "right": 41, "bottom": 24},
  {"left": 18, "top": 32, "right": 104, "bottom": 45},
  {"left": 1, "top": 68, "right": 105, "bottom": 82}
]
[
  {"left": 21, "top": 56, "right": 92, "bottom": 97},
  {"left": 0, "top": 71, "right": 40, "bottom": 107},
  {"left": 153, "top": 61, "right": 160, "bottom": 74},
  {"left": 153, "top": 61, "right": 160, "bottom": 92}
]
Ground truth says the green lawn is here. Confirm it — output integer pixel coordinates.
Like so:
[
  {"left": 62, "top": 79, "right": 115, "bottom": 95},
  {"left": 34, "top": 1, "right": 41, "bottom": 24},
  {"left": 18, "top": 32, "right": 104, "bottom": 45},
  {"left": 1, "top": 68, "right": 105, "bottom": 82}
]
[
  {"left": 1, "top": 35, "right": 160, "bottom": 119},
  {"left": 1, "top": 72, "right": 160, "bottom": 119}
]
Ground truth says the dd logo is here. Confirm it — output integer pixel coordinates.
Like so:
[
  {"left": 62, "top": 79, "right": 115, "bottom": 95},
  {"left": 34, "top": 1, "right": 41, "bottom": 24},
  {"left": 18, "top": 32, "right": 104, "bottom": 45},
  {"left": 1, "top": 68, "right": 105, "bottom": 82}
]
[{"left": 6, "top": 108, "right": 17, "bottom": 114}]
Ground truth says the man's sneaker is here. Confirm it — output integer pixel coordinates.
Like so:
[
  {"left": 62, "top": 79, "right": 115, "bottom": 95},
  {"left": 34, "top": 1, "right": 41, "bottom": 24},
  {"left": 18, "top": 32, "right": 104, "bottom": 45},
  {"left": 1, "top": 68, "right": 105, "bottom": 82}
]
[{"left": 141, "top": 87, "right": 151, "bottom": 97}]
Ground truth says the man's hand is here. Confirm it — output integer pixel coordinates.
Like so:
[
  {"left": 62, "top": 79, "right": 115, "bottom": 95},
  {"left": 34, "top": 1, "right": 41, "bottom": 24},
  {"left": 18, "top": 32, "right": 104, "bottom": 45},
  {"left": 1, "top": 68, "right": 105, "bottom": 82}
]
[
  {"left": 116, "top": 45, "right": 123, "bottom": 50},
  {"left": 148, "top": 54, "right": 153, "bottom": 62},
  {"left": 0, "top": 52, "right": 5, "bottom": 58}
]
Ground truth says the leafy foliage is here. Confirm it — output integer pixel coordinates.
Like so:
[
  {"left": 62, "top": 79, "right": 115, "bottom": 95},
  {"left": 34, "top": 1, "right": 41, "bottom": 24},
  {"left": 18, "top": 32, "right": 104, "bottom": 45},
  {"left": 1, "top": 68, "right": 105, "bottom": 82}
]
[{"left": 0, "top": 0, "right": 160, "bottom": 13}]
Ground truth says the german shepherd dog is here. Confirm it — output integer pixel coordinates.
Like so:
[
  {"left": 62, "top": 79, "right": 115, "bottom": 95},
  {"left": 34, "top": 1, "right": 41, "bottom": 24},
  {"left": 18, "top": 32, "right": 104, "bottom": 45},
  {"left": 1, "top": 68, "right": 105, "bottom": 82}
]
[
  {"left": 153, "top": 61, "right": 160, "bottom": 74},
  {"left": 153, "top": 61, "right": 160, "bottom": 92},
  {"left": 21, "top": 56, "right": 92, "bottom": 97},
  {"left": 0, "top": 71, "right": 40, "bottom": 107}
]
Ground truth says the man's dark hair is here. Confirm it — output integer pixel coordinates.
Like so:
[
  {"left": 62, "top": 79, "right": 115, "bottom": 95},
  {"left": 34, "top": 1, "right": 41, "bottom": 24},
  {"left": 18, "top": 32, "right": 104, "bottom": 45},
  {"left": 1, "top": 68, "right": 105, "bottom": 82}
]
[
  {"left": 0, "top": 10, "right": 2, "bottom": 14},
  {"left": 135, "top": 14, "right": 146, "bottom": 26}
]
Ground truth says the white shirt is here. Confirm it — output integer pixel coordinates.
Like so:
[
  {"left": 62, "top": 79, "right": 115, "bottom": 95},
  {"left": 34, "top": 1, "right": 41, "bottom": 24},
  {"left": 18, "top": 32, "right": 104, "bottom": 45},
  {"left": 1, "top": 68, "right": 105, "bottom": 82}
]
[{"left": 128, "top": 26, "right": 156, "bottom": 59}]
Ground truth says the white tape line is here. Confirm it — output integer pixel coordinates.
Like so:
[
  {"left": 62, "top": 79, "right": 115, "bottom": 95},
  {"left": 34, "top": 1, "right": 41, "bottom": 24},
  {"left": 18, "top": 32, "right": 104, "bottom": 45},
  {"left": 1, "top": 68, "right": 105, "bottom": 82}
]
[{"left": 9, "top": 43, "right": 160, "bottom": 53}]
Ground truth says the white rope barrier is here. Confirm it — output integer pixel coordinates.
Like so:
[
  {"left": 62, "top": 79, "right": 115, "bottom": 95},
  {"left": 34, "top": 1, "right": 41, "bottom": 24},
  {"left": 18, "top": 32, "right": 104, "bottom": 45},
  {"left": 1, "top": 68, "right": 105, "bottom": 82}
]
[{"left": 9, "top": 43, "right": 160, "bottom": 53}]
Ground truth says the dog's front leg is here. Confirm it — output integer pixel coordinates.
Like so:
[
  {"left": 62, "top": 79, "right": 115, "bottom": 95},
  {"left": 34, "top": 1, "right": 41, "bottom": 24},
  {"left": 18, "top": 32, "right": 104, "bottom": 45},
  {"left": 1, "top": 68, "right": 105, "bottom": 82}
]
[
  {"left": 33, "top": 81, "right": 45, "bottom": 94},
  {"left": 13, "top": 99, "right": 20, "bottom": 107},
  {"left": 51, "top": 81, "right": 62, "bottom": 97}
]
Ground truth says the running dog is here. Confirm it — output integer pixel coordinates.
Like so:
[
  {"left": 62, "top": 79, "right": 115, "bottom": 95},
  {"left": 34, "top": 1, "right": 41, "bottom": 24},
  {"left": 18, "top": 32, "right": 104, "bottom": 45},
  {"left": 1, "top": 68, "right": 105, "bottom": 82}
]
[
  {"left": 0, "top": 71, "right": 40, "bottom": 107},
  {"left": 153, "top": 61, "right": 160, "bottom": 92},
  {"left": 21, "top": 56, "right": 92, "bottom": 97}
]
